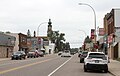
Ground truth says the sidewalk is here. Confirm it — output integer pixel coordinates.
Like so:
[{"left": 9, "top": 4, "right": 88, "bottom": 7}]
[
  {"left": 0, "top": 58, "right": 10, "bottom": 61},
  {"left": 109, "top": 59, "right": 120, "bottom": 76}
]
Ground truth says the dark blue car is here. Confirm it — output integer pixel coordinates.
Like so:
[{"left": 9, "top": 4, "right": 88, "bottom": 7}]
[{"left": 11, "top": 51, "right": 26, "bottom": 60}]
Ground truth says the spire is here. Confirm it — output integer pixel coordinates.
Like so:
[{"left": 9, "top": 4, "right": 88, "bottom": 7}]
[
  {"left": 34, "top": 31, "right": 36, "bottom": 37},
  {"left": 48, "top": 19, "right": 52, "bottom": 27}
]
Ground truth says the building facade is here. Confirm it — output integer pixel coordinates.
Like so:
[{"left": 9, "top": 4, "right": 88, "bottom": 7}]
[
  {"left": 104, "top": 9, "right": 120, "bottom": 59},
  {"left": 0, "top": 33, "right": 16, "bottom": 58},
  {"left": 6, "top": 33, "right": 28, "bottom": 54}
]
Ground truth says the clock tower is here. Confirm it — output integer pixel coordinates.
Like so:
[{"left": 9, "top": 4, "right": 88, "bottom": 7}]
[{"left": 47, "top": 19, "right": 53, "bottom": 38}]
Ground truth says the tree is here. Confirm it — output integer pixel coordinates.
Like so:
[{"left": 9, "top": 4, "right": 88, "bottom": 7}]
[
  {"left": 65, "top": 42, "right": 70, "bottom": 50},
  {"left": 56, "top": 33, "right": 66, "bottom": 52},
  {"left": 84, "top": 36, "right": 91, "bottom": 43},
  {"left": 6, "top": 31, "right": 11, "bottom": 33},
  {"left": 47, "top": 29, "right": 66, "bottom": 52}
]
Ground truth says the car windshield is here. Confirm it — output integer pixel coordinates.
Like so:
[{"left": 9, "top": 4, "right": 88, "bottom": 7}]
[
  {"left": 64, "top": 51, "right": 69, "bottom": 53},
  {"left": 89, "top": 53, "right": 107, "bottom": 60},
  {"left": 81, "top": 51, "right": 88, "bottom": 57},
  {"left": 82, "top": 51, "right": 88, "bottom": 54},
  {"left": 14, "top": 51, "right": 21, "bottom": 54}
]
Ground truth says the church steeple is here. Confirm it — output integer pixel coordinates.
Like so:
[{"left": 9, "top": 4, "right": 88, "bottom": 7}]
[
  {"left": 47, "top": 19, "right": 53, "bottom": 39},
  {"left": 48, "top": 19, "right": 52, "bottom": 27},
  {"left": 48, "top": 19, "right": 52, "bottom": 31}
]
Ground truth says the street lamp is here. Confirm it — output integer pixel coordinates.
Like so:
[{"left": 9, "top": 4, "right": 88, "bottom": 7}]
[
  {"left": 37, "top": 22, "right": 48, "bottom": 36},
  {"left": 78, "top": 3, "right": 97, "bottom": 43}
]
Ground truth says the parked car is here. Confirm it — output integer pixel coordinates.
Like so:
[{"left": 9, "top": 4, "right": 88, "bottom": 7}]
[
  {"left": 58, "top": 51, "right": 63, "bottom": 56},
  {"left": 78, "top": 51, "right": 83, "bottom": 57},
  {"left": 80, "top": 51, "right": 88, "bottom": 63},
  {"left": 70, "top": 51, "right": 75, "bottom": 55},
  {"left": 27, "top": 50, "right": 39, "bottom": 58},
  {"left": 61, "top": 50, "right": 71, "bottom": 57},
  {"left": 84, "top": 52, "right": 108, "bottom": 73},
  {"left": 39, "top": 51, "right": 44, "bottom": 57},
  {"left": 11, "top": 51, "right": 26, "bottom": 60}
]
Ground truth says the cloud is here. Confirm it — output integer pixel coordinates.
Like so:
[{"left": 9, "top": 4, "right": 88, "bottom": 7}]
[{"left": 0, "top": 0, "right": 120, "bottom": 48}]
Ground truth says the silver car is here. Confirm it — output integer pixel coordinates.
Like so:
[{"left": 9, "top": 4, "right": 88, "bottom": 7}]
[{"left": 61, "top": 50, "right": 71, "bottom": 57}]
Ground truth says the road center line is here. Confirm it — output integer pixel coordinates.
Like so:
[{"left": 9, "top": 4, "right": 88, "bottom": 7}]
[
  {"left": 0, "top": 57, "right": 46, "bottom": 67},
  {"left": 0, "top": 57, "right": 59, "bottom": 74},
  {"left": 48, "top": 56, "right": 73, "bottom": 76}
]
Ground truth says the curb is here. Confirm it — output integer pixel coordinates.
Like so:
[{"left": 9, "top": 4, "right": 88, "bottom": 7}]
[{"left": 108, "top": 71, "right": 116, "bottom": 76}]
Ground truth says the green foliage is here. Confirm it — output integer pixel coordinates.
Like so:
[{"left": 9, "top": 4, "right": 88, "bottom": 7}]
[
  {"left": 48, "top": 31, "right": 66, "bottom": 52},
  {"left": 84, "top": 36, "right": 91, "bottom": 43},
  {"left": 5, "top": 31, "right": 11, "bottom": 34}
]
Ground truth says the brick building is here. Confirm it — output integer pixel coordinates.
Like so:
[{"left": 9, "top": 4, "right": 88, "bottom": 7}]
[
  {"left": 0, "top": 33, "right": 15, "bottom": 58},
  {"left": 104, "top": 9, "right": 120, "bottom": 59}
]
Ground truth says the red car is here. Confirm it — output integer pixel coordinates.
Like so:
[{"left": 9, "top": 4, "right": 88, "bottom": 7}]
[{"left": 27, "top": 50, "right": 39, "bottom": 58}]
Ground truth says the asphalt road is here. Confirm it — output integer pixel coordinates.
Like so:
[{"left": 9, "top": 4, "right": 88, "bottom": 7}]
[{"left": 0, "top": 54, "right": 113, "bottom": 76}]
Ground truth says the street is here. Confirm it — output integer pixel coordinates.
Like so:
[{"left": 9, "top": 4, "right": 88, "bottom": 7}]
[{"left": 0, "top": 54, "right": 113, "bottom": 76}]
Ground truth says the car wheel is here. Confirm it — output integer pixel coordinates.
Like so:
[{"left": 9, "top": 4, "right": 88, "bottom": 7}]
[
  {"left": 104, "top": 69, "right": 108, "bottom": 73},
  {"left": 24, "top": 57, "right": 26, "bottom": 59},
  {"left": 20, "top": 57, "right": 22, "bottom": 60},
  {"left": 84, "top": 65, "right": 87, "bottom": 72},
  {"left": 80, "top": 59, "right": 83, "bottom": 63}
]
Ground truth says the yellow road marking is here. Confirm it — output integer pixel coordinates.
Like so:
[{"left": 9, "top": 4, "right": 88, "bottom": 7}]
[{"left": 0, "top": 57, "right": 57, "bottom": 74}]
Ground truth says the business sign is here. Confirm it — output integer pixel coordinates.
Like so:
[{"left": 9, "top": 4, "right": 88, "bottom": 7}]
[
  {"left": 91, "top": 29, "right": 95, "bottom": 39},
  {"left": 38, "top": 37, "right": 41, "bottom": 44},
  {"left": 99, "top": 28, "right": 105, "bottom": 36},
  {"left": 108, "top": 35, "right": 113, "bottom": 43}
]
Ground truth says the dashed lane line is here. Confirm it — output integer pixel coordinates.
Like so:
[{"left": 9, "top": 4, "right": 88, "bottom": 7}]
[{"left": 48, "top": 56, "right": 73, "bottom": 76}]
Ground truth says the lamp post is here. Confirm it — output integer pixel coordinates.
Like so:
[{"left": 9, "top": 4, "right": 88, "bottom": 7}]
[
  {"left": 78, "top": 3, "right": 97, "bottom": 43},
  {"left": 78, "top": 30, "right": 87, "bottom": 50},
  {"left": 37, "top": 22, "right": 47, "bottom": 36}
]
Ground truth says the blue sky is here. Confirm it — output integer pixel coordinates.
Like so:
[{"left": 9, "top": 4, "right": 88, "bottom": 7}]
[{"left": 0, "top": 0, "right": 120, "bottom": 48}]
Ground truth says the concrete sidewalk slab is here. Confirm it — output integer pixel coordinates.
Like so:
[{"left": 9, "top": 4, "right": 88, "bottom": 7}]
[
  {"left": 0, "top": 58, "right": 9, "bottom": 61},
  {"left": 109, "top": 59, "right": 120, "bottom": 76}
]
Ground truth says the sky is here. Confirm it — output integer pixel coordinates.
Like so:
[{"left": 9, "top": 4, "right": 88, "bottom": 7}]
[{"left": 0, "top": 0, "right": 120, "bottom": 48}]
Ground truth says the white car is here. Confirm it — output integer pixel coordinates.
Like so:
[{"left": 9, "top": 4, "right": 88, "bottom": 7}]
[
  {"left": 84, "top": 52, "right": 108, "bottom": 73},
  {"left": 58, "top": 51, "right": 63, "bottom": 56},
  {"left": 61, "top": 50, "right": 71, "bottom": 57}
]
